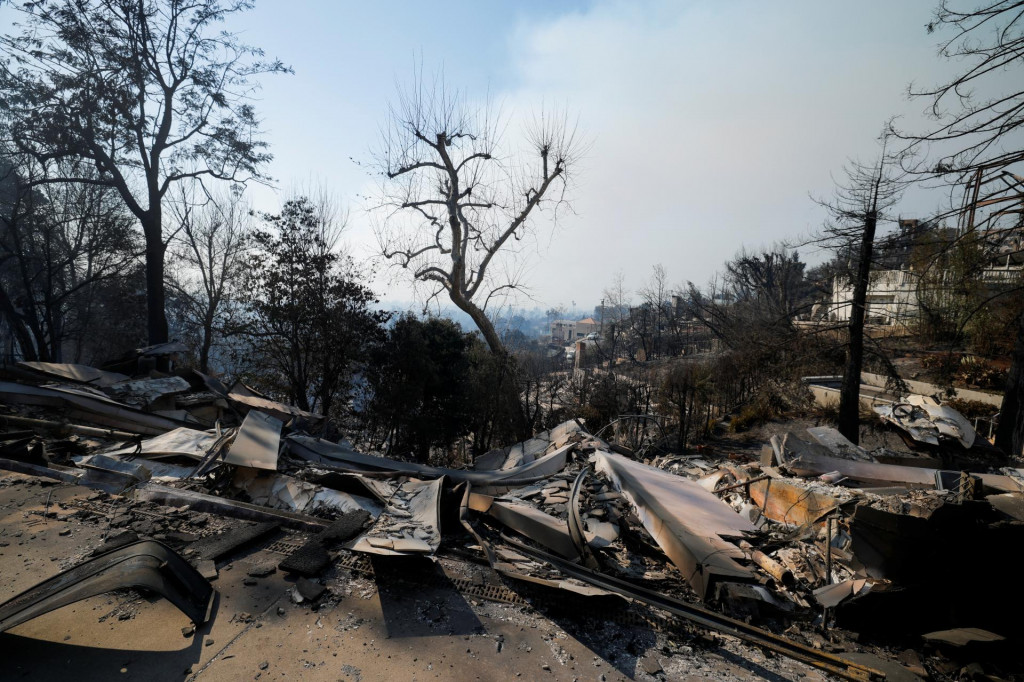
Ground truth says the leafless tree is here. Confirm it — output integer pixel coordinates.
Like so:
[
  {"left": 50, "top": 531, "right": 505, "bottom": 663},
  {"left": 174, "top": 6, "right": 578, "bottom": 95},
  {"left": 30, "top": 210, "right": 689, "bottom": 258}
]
[
  {"left": 639, "top": 264, "right": 670, "bottom": 359},
  {"left": 600, "top": 270, "right": 631, "bottom": 367},
  {"left": 372, "top": 75, "right": 581, "bottom": 355},
  {"left": 658, "top": 359, "right": 714, "bottom": 448},
  {"left": 0, "top": 0, "right": 289, "bottom": 346},
  {"left": 898, "top": 1, "right": 1024, "bottom": 177},
  {"left": 167, "top": 184, "right": 252, "bottom": 373}
]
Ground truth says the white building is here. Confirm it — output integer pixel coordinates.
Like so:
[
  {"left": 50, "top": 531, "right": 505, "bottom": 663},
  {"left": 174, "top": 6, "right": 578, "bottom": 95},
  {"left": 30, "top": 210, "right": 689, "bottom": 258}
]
[
  {"left": 830, "top": 270, "right": 921, "bottom": 326},
  {"left": 830, "top": 266, "right": 1023, "bottom": 326}
]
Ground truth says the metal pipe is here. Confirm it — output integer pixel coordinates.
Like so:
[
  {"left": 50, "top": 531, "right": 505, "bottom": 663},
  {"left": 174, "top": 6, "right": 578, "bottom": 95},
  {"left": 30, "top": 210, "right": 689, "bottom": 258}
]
[
  {"left": 823, "top": 514, "right": 834, "bottom": 632},
  {"left": 714, "top": 474, "right": 770, "bottom": 494},
  {"left": 738, "top": 539, "right": 795, "bottom": 587},
  {"left": 501, "top": 534, "right": 884, "bottom": 681},
  {"left": 753, "top": 549, "right": 795, "bottom": 587},
  {"left": 0, "top": 414, "right": 137, "bottom": 440}
]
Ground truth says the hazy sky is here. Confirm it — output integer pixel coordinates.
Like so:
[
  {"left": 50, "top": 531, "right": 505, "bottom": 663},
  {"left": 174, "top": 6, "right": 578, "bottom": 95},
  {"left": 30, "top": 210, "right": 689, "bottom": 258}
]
[{"left": 5, "top": 1, "right": 998, "bottom": 314}]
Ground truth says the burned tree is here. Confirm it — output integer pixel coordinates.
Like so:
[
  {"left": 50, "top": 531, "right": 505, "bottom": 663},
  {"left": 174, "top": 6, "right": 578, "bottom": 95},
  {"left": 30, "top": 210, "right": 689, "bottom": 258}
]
[
  {"left": 638, "top": 264, "right": 670, "bottom": 360},
  {"left": 902, "top": 1, "right": 1024, "bottom": 175},
  {"left": 599, "top": 271, "right": 631, "bottom": 368},
  {"left": 0, "top": 0, "right": 288, "bottom": 345},
  {"left": 681, "top": 246, "right": 820, "bottom": 429},
  {"left": 686, "top": 246, "right": 812, "bottom": 353},
  {"left": 167, "top": 185, "right": 252, "bottom": 373},
  {"left": 817, "top": 141, "right": 903, "bottom": 445},
  {"left": 373, "top": 78, "right": 580, "bottom": 355}
]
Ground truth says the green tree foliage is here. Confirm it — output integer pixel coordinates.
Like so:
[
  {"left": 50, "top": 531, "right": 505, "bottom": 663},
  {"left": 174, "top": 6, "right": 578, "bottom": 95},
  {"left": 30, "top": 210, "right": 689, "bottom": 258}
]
[
  {"left": 360, "top": 314, "right": 536, "bottom": 463},
  {"left": 364, "top": 315, "right": 478, "bottom": 462},
  {"left": 0, "top": 0, "right": 288, "bottom": 345},
  {"left": 240, "top": 197, "right": 389, "bottom": 418}
]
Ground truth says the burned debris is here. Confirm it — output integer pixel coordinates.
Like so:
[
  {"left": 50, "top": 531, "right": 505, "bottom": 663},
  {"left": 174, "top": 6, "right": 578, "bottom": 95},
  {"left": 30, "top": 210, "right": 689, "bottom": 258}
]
[{"left": 1, "top": 352, "right": 1022, "bottom": 681}]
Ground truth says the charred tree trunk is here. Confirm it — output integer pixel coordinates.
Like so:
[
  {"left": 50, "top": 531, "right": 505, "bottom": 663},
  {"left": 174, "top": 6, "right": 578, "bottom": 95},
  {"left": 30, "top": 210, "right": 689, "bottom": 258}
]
[
  {"left": 0, "top": 288, "right": 38, "bottom": 361},
  {"left": 199, "top": 315, "right": 213, "bottom": 374},
  {"left": 201, "top": 323, "right": 216, "bottom": 372},
  {"left": 995, "top": 311, "right": 1024, "bottom": 458},
  {"left": 838, "top": 210, "right": 877, "bottom": 445},
  {"left": 449, "top": 290, "right": 503, "bottom": 355},
  {"left": 450, "top": 289, "right": 532, "bottom": 440},
  {"left": 142, "top": 212, "right": 169, "bottom": 346}
]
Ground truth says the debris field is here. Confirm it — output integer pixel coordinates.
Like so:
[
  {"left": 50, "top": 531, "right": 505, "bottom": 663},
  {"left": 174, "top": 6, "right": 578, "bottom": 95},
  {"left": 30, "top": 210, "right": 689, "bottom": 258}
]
[{"left": 1, "top": 347, "right": 1022, "bottom": 681}]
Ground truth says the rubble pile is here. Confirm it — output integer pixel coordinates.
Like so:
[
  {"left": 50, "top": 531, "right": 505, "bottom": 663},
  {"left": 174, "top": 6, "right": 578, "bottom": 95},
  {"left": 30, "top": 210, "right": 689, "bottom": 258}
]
[{"left": 2, "top": 349, "right": 1023, "bottom": 680}]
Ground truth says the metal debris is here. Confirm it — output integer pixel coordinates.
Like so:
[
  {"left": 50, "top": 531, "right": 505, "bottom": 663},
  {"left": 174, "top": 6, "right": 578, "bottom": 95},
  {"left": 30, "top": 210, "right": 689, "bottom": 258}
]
[
  {"left": 0, "top": 540, "right": 214, "bottom": 633},
  {"left": 874, "top": 395, "right": 976, "bottom": 449},
  {"left": 2, "top": 354, "right": 1021, "bottom": 679}
]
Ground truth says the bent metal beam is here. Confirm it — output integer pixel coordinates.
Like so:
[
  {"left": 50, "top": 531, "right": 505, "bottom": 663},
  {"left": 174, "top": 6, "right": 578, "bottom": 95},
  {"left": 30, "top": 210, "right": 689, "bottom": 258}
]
[{"left": 0, "top": 540, "right": 214, "bottom": 633}]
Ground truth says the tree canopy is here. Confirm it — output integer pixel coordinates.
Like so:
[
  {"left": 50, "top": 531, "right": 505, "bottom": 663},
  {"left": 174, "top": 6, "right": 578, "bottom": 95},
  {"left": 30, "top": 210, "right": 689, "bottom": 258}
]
[{"left": 0, "top": 0, "right": 288, "bottom": 344}]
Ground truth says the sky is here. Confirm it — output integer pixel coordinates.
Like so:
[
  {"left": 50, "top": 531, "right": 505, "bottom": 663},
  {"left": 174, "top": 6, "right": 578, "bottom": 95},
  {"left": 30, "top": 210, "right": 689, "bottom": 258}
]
[{"left": 4, "top": 1, "right": 1001, "bottom": 315}]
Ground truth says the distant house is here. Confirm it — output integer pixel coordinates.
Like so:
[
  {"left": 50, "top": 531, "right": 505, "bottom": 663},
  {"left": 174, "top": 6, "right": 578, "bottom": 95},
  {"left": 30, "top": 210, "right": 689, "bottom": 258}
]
[
  {"left": 550, "top": 319, "right": 576, "bottom": 343},
  {"left": 551, "top": 317, "right": 602, "bottom": 342},
  {"left": 576, "top": 317, "right": 599, "bottom": 337}
]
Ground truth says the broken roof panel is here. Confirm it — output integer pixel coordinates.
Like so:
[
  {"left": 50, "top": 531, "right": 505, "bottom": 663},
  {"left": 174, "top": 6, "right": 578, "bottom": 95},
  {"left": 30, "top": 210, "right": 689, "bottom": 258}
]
[
  {"left": 473, "top": 420, "right": 583, "bottom": 471},
  {"left": 223, "top": 410, "right": 281, "bottom": 471},
  {"left": 781, "top": 432, "right": 1018, "bottom": 492},
  {"left": 233, "top": 468, "right": 382, "bottom": 517},
  {"left": 106, "top": 376, "right": 192, "bottom": 409},
  {"left": 226, "top": 382, "right": 324, "bottom": 423},
  {"left": 0, "top": 380, "right": 186, "bottom": 435},
  {"left": 472, "top": 493, "right": 581, "bottom": 561},
  {"left": 287, "top": 435, "right": 572, "bottom": 487},
  {"left": 351, "top": 477, "right": 442, "bottom": 555},
  {"left": 16, "top": 362, "right": 129, "bottom": 387},
  {"left": 72, "top": 453, "right": 196, "bottom": 483},
  {"left": 591, "top": 450, "right": 756, "bottom": 599},
  {"left": 805, "top": 426, "right": 874, "bottom": 461},
  {"left": 102, "top": 426, "right": 221, "bottom": 460}
]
